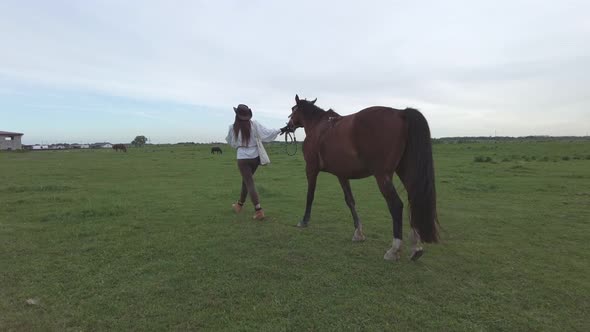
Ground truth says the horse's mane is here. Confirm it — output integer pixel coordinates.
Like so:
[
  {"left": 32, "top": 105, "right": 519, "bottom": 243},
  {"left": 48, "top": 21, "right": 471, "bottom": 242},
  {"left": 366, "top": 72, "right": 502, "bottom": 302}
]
[
  {"left": 301, "top": 101, "right": 340, "bottom": 119},
  {"left": 326, "top": 109, "right": 339, "bottom": 117}
]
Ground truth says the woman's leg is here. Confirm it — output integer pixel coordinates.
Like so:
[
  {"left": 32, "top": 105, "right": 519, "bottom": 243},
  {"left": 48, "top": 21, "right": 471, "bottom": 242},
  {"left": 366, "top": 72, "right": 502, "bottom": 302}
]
[
  {"left": 233, "top": 161, "right": 249, "bottom": 212},
  {"left": 239, "top": 179, "right": 248, "bottom": 204},
  {"left": 249, "top": 158, "right": 261, "bottom": 209},
  {"left": 248, "top": 158, "right": 265, "bottom": 219},
  {"left": 238, "top": 158, "right": 260, "bottom": 207}
]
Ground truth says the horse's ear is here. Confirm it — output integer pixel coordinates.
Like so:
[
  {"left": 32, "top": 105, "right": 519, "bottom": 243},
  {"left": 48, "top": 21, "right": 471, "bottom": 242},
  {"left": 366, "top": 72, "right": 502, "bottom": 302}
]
[
  {"left": 311, "top": 98, "right": 317, "bottom": 105},
  {"left": 295, "top": 94, "right": 300, "bottom": 103}
]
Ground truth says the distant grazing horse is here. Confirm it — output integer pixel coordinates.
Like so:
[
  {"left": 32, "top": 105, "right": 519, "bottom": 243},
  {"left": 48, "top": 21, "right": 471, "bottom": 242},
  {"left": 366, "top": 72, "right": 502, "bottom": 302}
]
[
  {"left": 285, "top": 95, "right": 439, "bottom": 261},
  {"left": 211, "top": 147, "right": 222, "bottom": 154},
  {"left": 112, "top": 144, "right": 127, "bottom": 152}
]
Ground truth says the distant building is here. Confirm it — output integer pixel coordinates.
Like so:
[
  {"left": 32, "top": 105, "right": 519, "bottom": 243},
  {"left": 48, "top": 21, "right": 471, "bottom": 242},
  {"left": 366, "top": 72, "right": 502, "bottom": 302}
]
[
  {"left": 0, "top": 131, "right": 24, "bottom": 150},
  {"left": 91, "top": 142, "right": 113, "bottom": 149}
]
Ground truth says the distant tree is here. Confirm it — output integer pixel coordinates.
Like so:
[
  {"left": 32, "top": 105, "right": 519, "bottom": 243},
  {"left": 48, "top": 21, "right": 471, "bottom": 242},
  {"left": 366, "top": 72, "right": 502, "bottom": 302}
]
[{"left": 132, "top": 135, "right": 148, "bottom": 147}]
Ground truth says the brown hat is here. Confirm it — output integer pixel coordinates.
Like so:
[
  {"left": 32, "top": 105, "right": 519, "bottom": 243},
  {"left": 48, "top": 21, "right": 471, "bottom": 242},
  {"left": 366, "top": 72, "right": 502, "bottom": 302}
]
[{"left": 233, "top": 104, "right": 252, "bottom": 121}]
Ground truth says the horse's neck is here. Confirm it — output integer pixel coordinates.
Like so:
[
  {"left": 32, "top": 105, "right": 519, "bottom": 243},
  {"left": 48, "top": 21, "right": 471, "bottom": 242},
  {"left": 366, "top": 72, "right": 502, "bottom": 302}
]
[
  {"left": 302, "top": 118, "right": 321, "bottom": 136},
  {"left": 303, "top": 110, "right": 338, "bottom": 136}
]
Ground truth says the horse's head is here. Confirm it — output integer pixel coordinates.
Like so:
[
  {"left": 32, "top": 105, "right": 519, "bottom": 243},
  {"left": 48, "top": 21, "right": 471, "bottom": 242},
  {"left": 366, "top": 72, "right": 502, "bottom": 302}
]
[{"left": 287, "top": 94, "right": 317, "bottom": 130}]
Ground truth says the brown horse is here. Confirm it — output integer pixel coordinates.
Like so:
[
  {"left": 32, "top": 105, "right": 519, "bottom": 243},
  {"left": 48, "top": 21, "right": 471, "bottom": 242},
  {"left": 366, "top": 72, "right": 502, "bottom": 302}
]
[
  {"left": 112, "top": 144, "right": 127, "bottom": 152},
  {"left": 286, "top": 95, "right": 439, "bottom": 261}
]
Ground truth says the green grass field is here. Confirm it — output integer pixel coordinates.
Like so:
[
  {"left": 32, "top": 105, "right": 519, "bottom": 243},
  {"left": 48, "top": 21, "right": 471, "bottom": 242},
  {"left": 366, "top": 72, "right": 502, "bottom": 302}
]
[{"left": 1, "top": 141, "right": 589, "bottom": 331}]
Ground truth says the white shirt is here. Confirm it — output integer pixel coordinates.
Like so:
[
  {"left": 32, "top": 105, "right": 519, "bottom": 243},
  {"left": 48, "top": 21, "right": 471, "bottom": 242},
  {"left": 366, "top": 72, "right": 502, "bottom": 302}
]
[{"left": 225, "top": 120, "right": 281, "bottom": 159}]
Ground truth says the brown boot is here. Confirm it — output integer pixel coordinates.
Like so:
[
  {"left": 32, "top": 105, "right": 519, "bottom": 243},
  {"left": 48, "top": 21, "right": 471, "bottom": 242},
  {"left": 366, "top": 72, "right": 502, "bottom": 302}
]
[
  {"left": 232, "top": 202, "right": 243, "bottom": 213},
  {"left": 253, "top": 209, "right": 265, "bottom": 220}
]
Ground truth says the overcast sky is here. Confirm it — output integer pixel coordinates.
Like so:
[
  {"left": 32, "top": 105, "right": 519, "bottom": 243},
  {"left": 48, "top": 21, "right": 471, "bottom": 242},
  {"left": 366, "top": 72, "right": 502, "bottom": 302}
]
[{"left": 1, "top": 0, "right": 589, "bottom": 144}]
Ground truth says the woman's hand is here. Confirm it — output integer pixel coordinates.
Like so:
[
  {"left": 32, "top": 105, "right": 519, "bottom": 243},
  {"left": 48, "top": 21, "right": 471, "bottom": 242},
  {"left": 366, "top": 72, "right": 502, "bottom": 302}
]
[{"left": 279, "top": 125, "right": 292, "bottom": 135}]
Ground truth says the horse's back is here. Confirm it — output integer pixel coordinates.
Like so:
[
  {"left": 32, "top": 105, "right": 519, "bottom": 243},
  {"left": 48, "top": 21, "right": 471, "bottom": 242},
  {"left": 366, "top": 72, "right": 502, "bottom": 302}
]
[
  {"left": 354, "top": 106, "right": 405, "bottom": 125},
  {"left": 314, "top": 107, "right": 407, "bottom": 177},
  {"left": 353, "top": 107, "right": 408, "bottom": 171},
  {"left": 346, "top": 106, "right": 406, "bottom": 143},
  {"left": 325, "top": 107, "right": 406, "bottom": 174}
]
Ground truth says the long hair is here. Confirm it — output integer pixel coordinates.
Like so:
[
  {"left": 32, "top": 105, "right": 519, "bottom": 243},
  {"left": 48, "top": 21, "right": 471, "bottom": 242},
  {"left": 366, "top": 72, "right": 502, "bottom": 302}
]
[{"left": 233, "top": 116, "right": 252, "bottom": 145}]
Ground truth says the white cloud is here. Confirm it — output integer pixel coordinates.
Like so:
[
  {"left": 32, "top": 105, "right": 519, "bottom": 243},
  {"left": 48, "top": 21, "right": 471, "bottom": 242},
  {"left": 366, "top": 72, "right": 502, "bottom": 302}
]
[{"left": 1, "top": 0, "right": 589, "bottom": 140}]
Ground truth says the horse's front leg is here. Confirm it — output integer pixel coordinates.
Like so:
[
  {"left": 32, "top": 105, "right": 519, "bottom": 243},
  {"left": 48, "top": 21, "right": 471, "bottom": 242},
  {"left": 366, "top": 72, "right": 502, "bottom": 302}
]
[
  {"left": 338, "top": 177, "right": 365, "bottom": 242},
  {"left": 298, "top": 169, "right": 318, "bottom": 227}
]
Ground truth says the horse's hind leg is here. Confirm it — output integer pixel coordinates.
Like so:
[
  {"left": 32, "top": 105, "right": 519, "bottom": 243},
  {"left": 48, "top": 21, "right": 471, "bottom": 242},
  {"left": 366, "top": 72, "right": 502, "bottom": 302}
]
[
  {"left": 396, "top": 168, "right": 425, "bottom": 262},
  {"left": 338, "top": 177, "right": 365, "bottom": 242},
  {"left": 376, "top": 174, "right": 404, "bottom": 261},
  {"left": 409, "top": 229, "right": 424, "bottom": 261}
]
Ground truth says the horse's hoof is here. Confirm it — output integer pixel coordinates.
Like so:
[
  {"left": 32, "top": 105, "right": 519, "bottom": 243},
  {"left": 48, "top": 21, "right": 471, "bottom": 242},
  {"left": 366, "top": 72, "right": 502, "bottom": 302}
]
[
  {"left": 410, "top": 248, "right": 424, "bottom": 261},
  {"left": 352, "top": 235, "right": 366, "bottom": 242},
  {"left": 296, "top": 221, "right": 308, "bottom": 228},
  {"left": 383, "top": 248, "right": 401, "bottom": 261},
  {"left": 352, "top": 229, "right": 366, "bottom": 242}
]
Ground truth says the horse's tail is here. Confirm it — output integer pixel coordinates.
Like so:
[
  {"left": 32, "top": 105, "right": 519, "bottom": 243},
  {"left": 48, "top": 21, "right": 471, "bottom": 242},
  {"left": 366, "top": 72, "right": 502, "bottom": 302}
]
[{"left": 400, "top": 108, "right": 439, "bottom": 243}]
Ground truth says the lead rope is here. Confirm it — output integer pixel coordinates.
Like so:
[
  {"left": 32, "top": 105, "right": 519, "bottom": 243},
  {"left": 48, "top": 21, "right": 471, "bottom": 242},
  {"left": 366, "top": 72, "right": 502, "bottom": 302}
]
[{"left": 284, "top": 131, "right": 297, "bottom": 156}]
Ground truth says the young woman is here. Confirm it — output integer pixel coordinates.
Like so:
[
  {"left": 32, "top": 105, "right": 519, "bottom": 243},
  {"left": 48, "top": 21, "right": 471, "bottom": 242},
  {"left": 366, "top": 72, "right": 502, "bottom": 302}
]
[{"left": 225, "top": 104, "right": 287, "bottom": 220}]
